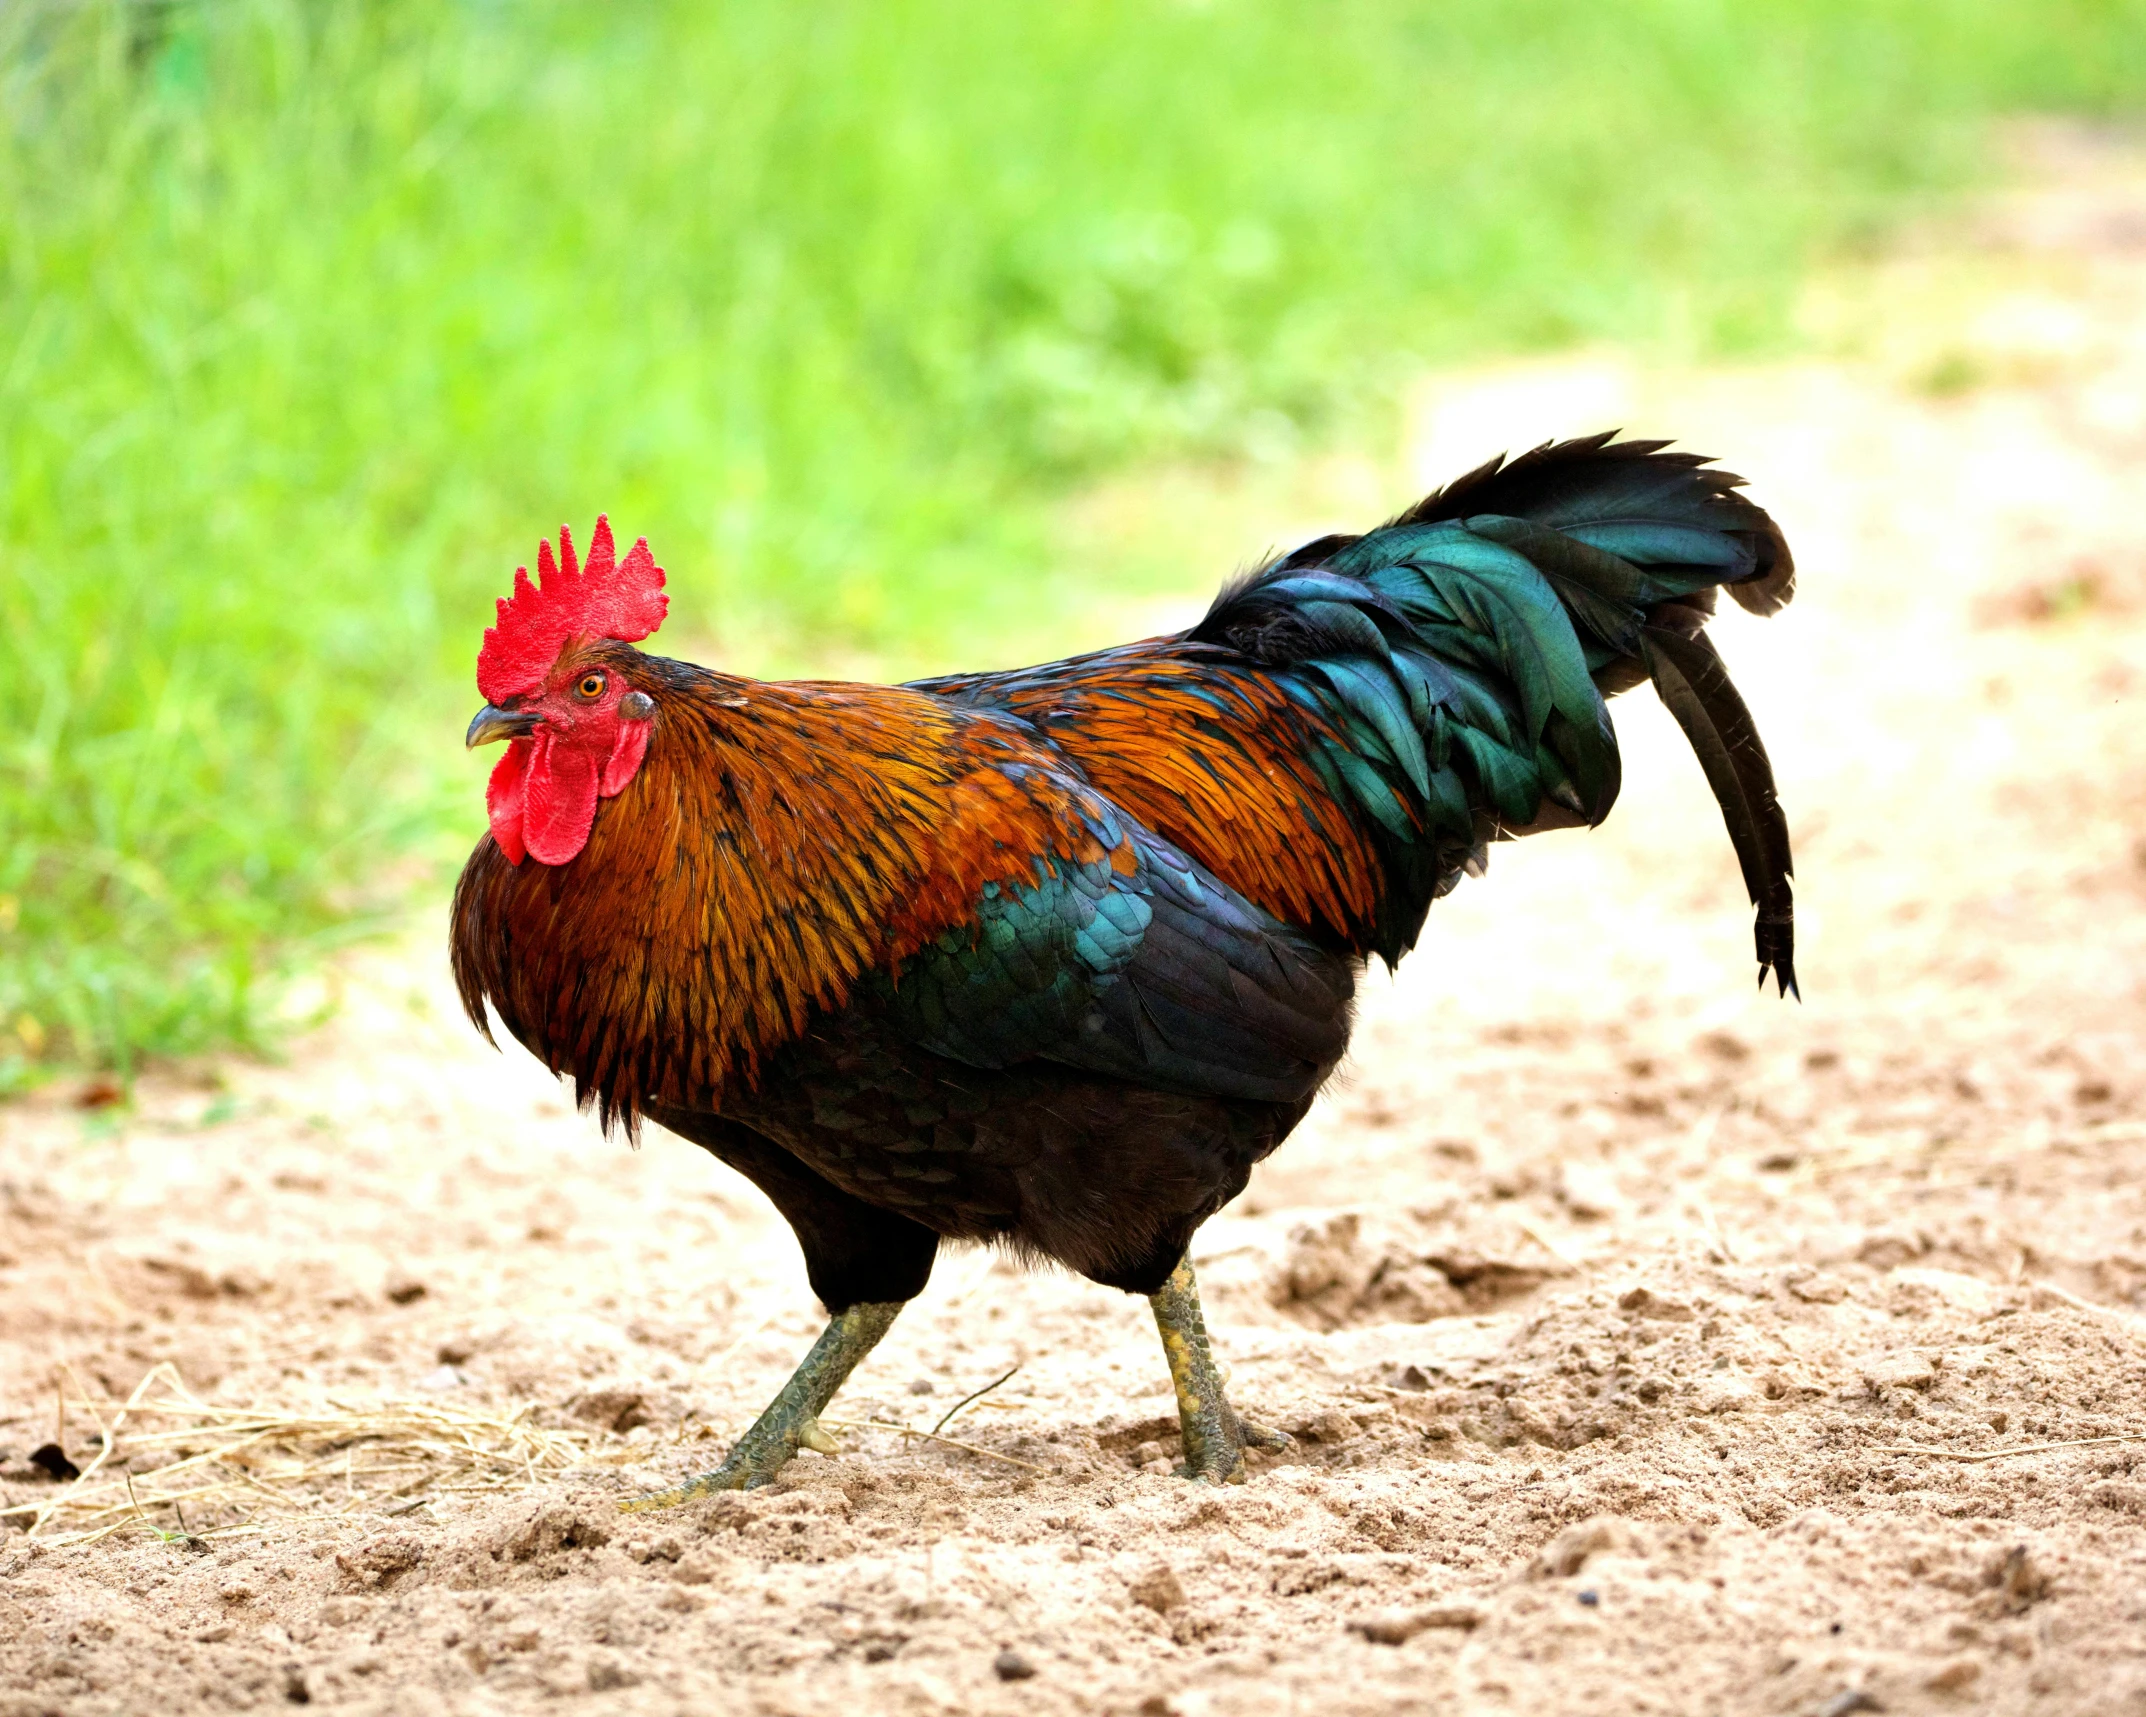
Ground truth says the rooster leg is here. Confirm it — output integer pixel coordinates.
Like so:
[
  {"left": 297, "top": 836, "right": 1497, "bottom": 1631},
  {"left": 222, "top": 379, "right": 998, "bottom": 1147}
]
[
  {"left": 621, "top": 1299, "right": 905, "bottom": 1509},
  {"left": 1150, "top": 1257, "right": 1292, "bottom": 1484}
]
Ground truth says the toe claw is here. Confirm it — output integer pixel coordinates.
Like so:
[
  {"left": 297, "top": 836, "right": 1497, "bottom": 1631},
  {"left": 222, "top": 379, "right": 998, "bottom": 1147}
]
[
  {"left": 620, "top": 1433, "right": 791, "bottom": 1509},
  {"left": 796, "top": 1416, "right": 840, "bottom": 1457},
  {"left": 619, "top": 1476, "right": 721, "bottom": 1513}
]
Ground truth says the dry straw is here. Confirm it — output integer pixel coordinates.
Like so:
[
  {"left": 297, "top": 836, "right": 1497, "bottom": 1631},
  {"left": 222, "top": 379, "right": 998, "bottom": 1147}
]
[{"left": 1, "top": 1364, "right": 591, "bottom": 1548}]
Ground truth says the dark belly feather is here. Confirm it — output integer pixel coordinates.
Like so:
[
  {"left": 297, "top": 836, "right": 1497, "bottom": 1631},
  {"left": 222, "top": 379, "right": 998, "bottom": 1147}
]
[{"left": 711, "top": 1003, "right": 1310, "bottom": 1296}]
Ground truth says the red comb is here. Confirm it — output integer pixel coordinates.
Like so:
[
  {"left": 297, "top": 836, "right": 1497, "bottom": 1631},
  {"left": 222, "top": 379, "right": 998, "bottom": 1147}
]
[{"left": 477, "top": 516, "right": 668, "bottom": 703}]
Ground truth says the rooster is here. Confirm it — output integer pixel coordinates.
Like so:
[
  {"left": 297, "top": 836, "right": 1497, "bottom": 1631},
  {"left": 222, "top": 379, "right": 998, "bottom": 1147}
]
[{"left": 452, "top": 435, "right": 1795, "bottom": 1500}]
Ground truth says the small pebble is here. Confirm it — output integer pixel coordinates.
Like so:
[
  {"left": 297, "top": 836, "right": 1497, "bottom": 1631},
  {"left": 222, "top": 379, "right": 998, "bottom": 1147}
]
[
  {"left": 908, "top": 1379, "right": 936, "bottom": 1395},
  {"left": 1128, "top": 1565, "right": 1186, "bottom": 1614},
  {"left": 993, "top": 1648, "right": 1037, "bottom": 1682},
  {"left": 1576, "top": 1588, "right": 1600, "bottom": 1607},
  {"left": 28, "top": 1444, "right": 81, "bottom": 1483}
]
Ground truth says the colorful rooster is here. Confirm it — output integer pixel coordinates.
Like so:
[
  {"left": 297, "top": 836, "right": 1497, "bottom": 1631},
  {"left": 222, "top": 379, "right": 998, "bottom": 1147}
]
[{"left": 451, "top": 435, "right": 1796, "bottom": 1499}]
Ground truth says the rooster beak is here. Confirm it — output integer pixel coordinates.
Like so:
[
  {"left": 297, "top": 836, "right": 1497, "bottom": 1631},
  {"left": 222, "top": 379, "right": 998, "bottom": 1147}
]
[{"left": 466, "top": 704, "right": 540, "bottom": 749}]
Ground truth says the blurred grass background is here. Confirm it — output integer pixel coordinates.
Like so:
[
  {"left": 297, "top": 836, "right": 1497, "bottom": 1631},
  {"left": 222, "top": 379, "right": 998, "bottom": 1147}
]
[{"left": 4, "top": 0, "right": 2145, "bottom": 1078}]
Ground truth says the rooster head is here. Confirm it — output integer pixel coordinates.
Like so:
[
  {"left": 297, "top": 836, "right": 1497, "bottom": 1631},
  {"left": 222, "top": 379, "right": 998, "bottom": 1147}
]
[{"left": 467, "top": 516, "right": 669, "bottom": 865}]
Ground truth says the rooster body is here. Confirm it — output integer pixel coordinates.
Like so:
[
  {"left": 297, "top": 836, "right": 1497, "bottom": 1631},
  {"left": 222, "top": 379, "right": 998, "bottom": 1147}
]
[
  {"left": 452, "top": 436, "right": 1797, "bottom": 1495},
  {"left": 456, "top": 660, "right": 1351, "bottom": 1303}
]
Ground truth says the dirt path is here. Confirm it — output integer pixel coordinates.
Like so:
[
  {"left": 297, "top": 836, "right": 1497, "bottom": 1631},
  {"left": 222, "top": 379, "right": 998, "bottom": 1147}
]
[{"left": 5, "top": 135, "right": 2146, "bottom": 1716}]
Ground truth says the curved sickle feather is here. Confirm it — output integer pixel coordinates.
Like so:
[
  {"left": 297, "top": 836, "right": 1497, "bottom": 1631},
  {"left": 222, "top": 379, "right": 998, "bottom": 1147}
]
[{"left": 1638, "top": 625, "right": 1798, "bottom": 998}]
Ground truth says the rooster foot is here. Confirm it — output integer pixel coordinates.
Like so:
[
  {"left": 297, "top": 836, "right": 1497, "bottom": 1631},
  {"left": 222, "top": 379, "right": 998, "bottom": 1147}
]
[
  {"left": 620, "top": 1301, "right": 902, "bottom": 1512},
  {"left": 1149, "top": 1257, "right": 1289, "bottom": 1485},
  {"left": 1174, "top": 1405, "right": 1295, "bottom": 1485}
]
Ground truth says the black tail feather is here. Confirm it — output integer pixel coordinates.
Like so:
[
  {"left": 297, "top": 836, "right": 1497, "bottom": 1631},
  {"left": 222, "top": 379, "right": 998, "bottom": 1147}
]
[
  {"left": 1638, "top": 626, "right": 1798, "bottom": 999},
  {"left": 1400, "top": 431, "right": 1796, "bottom": 618}
]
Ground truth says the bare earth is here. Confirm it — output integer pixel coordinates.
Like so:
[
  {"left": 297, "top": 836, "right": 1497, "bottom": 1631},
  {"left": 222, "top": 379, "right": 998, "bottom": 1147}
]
[{"left": 5, "top": 136, "right": 2146, "bottom": 1716}]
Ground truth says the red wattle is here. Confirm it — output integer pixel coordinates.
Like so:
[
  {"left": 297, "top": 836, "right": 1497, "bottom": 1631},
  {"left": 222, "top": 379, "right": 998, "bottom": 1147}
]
[
  {"left": 486, "top": 739, "right": 532, "bottom": 865},
  {"left": 520, "top": 729, "right": 602, "bottom": 866},
  {"left": 484, "top": 719, "right": 650, "bottom": 868}
]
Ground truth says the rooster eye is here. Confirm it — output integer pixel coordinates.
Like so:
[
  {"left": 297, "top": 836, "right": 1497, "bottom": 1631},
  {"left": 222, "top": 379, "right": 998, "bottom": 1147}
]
[{"left": 575, "top": 673, "right": 605, "bottom": 700}]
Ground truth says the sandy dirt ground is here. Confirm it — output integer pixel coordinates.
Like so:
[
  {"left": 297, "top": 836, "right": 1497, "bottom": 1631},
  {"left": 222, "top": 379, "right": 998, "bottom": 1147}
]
[{"left": 5, "top": 133, "right": 2146, "bottom": 1716}]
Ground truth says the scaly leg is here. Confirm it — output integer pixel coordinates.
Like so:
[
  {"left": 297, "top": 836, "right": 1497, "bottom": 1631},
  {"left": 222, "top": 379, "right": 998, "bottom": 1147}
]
[
  {"left": 1149, "top": 1257, "right": 1291, "bottom": 1484},
  {"left": 622, "top": 1299, "right": 904, "bottom": 1510}
]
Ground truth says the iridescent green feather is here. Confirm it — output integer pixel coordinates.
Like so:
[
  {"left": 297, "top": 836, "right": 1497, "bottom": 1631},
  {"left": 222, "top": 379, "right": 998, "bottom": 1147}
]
[{"left": 1190, "top": 434, "right": 1796, "bottom": 983}]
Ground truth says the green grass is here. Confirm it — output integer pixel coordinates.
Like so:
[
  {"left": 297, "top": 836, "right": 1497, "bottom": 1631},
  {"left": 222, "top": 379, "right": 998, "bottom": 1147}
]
[{"left": 5, "top": 0, "right": 2146, "bottom": 1075}]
